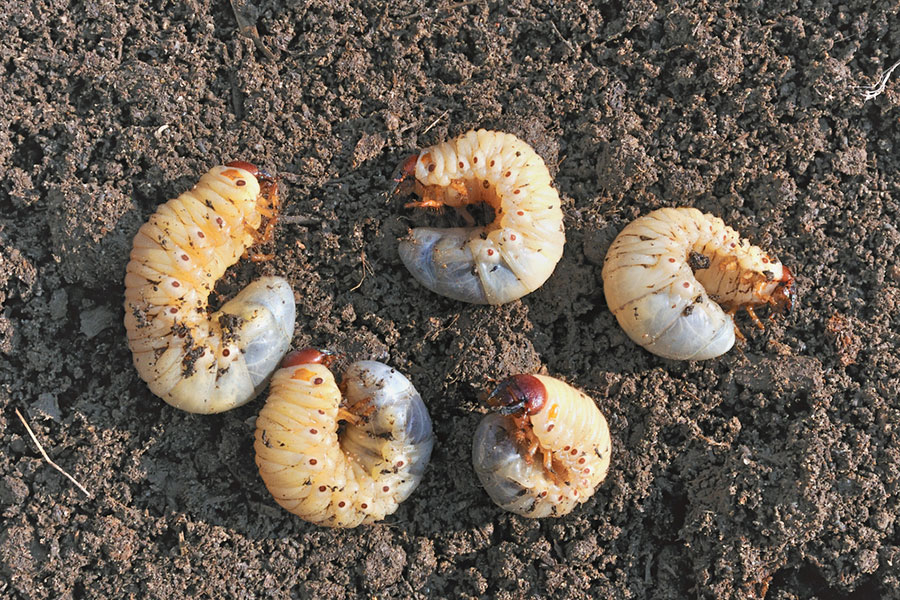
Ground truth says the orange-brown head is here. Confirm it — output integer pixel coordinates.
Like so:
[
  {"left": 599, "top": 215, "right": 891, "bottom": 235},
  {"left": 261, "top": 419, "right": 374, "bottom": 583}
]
[
  {"left": 225, "top": 160, "right": 279, "bottom": 240},
  {"left": 225, "top": 160, "right": 274, "bottom": 183},
  {"left": 390, "top": 154, "right": 419, "bottom": 196},
  {"left": 486, "top": 375, "right": 547, "bottom": 416},
  {"left": 770, "top": 266, "right": 795, "bottom": 313},
  {"left": 281, "top": 347, "right": 336, "bottom": 368}
]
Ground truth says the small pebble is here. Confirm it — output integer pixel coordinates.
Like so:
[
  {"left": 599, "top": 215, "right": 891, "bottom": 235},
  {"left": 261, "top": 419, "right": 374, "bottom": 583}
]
[
  {"left": 32, "top": 393, "right": 62, "bottom": 421},
  {"left": 80, "top": 305, "right": 115, "bottom": 339}
]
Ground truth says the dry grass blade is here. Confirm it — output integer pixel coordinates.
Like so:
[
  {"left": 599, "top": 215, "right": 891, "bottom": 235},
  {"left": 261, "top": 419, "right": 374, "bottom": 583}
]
[
  {"left": 15, "top": 408, "right": 93, "bottom": 498},
  {"left": 421, "top": 109, "right": 451, "bottom": 135}
]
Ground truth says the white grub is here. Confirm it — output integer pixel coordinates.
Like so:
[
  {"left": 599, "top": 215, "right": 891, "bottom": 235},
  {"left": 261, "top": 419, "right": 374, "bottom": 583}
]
[
  {"left": 396, "top": 129, "right": 565, "bottom": 305},
  {"left": 602, "top": 207, "right": 794, "bottom": 360},
  {"left": 255, "top": 350, "right": 434, "bottom": 528},
  {"left": 473, "top": 374, "right": 610, "bottom": 518},
  {"left": 124, "top": 164, "right": 295, "bottom": 413}
]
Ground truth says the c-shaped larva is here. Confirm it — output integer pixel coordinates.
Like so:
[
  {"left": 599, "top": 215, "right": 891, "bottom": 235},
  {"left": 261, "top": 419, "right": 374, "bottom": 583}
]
[
  {"left": 124, "top": 163, "right": 296, "bottom": 414},
  {"left": 393, "top": 129, "right": 565, "bottom": 305},
  {"left": 472, "top": 374, "right": 611, "bottom": 518},
  {"left": 601, "top": 207, "right": 794, "bottom": 360},
  {"left": 254, "top": 349, "right": 434, "bottom": 528}
]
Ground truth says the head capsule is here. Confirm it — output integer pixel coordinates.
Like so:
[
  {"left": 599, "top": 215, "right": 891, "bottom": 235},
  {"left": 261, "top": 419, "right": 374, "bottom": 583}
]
[
  {"left": 771, "top": 266, "right": 795, "bottom": 313},
  {"left": 486, "top": 374, "right": 547, "bottom": 416},
  {"left": 390, "top": 154, "right": 419, "bottom": 196},
  {"left": 225, "top": 160, "right": 276, "bottom": 185},
  {"left": 281, "top": 347, "right": 336, "bottom": 368}
]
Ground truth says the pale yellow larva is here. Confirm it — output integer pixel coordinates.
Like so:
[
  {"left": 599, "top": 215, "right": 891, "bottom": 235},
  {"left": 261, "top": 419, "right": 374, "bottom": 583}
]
[
  {"left": 472, "top": 374, "right": 611, "bottom": 518},
  {"left": 124, "top": 162, "right": 295, "bottom": 414},
  {"left": 601, "top": 207, "right": 794, "bottom": 360},
  {"left": 393, "top": 129, "right": 565, "bottom": 305},
  {"left": 255, "top": 349, "right": 434, "bottom": 528}
]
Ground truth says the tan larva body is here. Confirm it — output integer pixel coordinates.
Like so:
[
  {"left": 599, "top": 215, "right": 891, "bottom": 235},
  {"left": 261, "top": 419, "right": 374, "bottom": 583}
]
[
  {"left": 602, "top": 207, "right": 793, "bottom": 360},
  {"left": 398, "top": 129, "right": 565, "bottom": 305},
  {"left": 472, "top": 375, "right": 611, "bottom": 518},
  {"left": 255, "top": 358, "right": 434, "bottom": 528},
  {"left": 124, "top": 165, "right": 295, "bottom": 414}
]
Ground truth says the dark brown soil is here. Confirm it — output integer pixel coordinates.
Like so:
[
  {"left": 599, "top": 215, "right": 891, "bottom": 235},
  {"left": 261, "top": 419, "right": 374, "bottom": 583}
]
[{"left": 2, "top": 1, "right": 899, "bottom": 598}]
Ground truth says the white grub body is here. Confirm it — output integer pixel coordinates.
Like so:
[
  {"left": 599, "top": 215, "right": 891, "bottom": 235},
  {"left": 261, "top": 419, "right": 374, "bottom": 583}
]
[
  {"left": 399, "top": 129, "right": 565, "bottom": 305},
  {"left": 472, "top": 375, "right": 611, "bottom": 518},
  {"left": 124, "top": 165, "right": 295, "bottom": 414},
  {"left": 255, "top": 359, "right": 434, "bottom": 527},
  {"left": 602, "top": 207, "right": 790, "bottom": 360}
]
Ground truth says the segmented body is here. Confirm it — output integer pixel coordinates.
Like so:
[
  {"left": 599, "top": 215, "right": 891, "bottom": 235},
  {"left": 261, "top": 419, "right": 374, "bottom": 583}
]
[
  {"left": 124, "top": 164, "right": 295, "bottom": 414},
  {"left": 255, "top": 350, "right": 434, "bottom": 528},
  {"left": 601, "top": 207, "right": 794, "bottom": 360},
  {"left": 396, "top": 129, "right": 565, "bottom": 305},
  {"left": 472, "top": 374, "right": 611, "bottom": 518}
]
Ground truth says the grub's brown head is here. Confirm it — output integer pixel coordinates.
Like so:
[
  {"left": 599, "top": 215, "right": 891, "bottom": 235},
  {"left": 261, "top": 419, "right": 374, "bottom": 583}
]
[
  {"left": 225, "top": 160, "right": 279, "bottom": 216},
  {"left": 225, "top": 160, "right": 274, "bottom": 183},
  {"left": 771, "top": 266, "right": 795, "bottom": 313},
  {"left": 486, "top": 374, "right": 547, "bottom": 416},
  {"left": 281, "top": 347, "right": 336, "bottom": 368},
  {"left": 390, "top": 154, "right": 419, "bottom": 196}
]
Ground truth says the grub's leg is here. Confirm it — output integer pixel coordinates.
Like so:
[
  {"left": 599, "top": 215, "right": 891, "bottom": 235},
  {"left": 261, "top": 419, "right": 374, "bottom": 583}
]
[
  {"left": 444, "top": 179, "right": 477, "bottom": 225},
  {"left": 510, "top": 414, "right": 538, "bottom": 465},
  {"left": 541, "top": 447, "right": 553, "bottom": 473},
  {"left": 404, "top": 181, "right": 448, "bottom": 209},
  {"left": 541, "top": 449, "right": 564, "bottom": 485},
  {"left": 340, "top": 397, "right": 376, "bottom": 425},
  {"left": 253, "top": 205, "right": 278, "bottom": 246},
  {"left": 728, "top": 308, "right": 747, "bottom": 341},
  {"left": 404, "top": 197, "right": 444, "bottom": 210},
  {"left": 255, "top": 206, "right": 278, "bottom": 243},
  {"left": 248, "top": 250, "right": 275, "bottom": 263},
  {"left": 510, "top": 414, "right": 563, "bottom": 483},
  {"left": 257, "top": 204, "right": 278, "bottom": 220},
  {"left": 338, "top": 407, "right": 361, "bottom": 426},
  {"left": 247, "top": 223, "right": 272, "bottom": 245},
  {"left": 241, "top": 201, "right": 278, "bottom": 260},
  {"left": 746, "top": 307, "right": 765, "bottom": 330},
  {"left": 391, "top": 154, "right": 419, "bottom": 196},
  {"left": 526, "top": 434, "right": 540, "bottom": 460},
  {"left": 247, "top": 176, "right": 280, "bottom": 247},
  {"left": 405, "top": 179, "right": 472, "bottom": 216},
  {"left": 243, "top": 223, "right": 275, "bottom": 262},
  {"left": 765, "top": 304, "right": 782, "bottom": 324}
]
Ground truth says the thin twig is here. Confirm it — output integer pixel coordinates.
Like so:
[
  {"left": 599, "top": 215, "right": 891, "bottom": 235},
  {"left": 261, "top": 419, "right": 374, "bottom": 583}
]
[
  {"left": 398, "top": 109, "right": 451, "bottom": 136},
  {"left": 15, "top": 408, "right": 93, "bottom": 498},
  {"left": 547, "top": 20, "right": 576, "bottom": 55},
  {"left": 230, "top": 0, "right": 277, "bottom": 60},
  {"left": 421, "top": 109, "right": 451, "bottom": 136},
  {"left": 858, "top": 58, "right": 900, "bottom": 101}
]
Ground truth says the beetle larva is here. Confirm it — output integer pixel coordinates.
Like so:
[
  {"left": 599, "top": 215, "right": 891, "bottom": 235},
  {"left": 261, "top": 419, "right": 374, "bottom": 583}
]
[
  {"left": 601, "top": 207, "right": 794, "bottom": 360},
  {"left": 393, "top": 129, "right": 565, "bottom": 305},
  {"left": 255, "top": 348, "right": 434, "bottom": 528},
  {"left": 124, "top": 162, "right": 296, "bottom": 414},
  {"left": 472, "top": 374, "right": 611, "bottom": 518}
]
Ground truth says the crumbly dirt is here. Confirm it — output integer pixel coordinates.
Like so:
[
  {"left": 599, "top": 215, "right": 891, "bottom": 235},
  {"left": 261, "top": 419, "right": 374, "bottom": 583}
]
[{"left": 2, "top": 1, "right": 899, "bottom": 598}]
